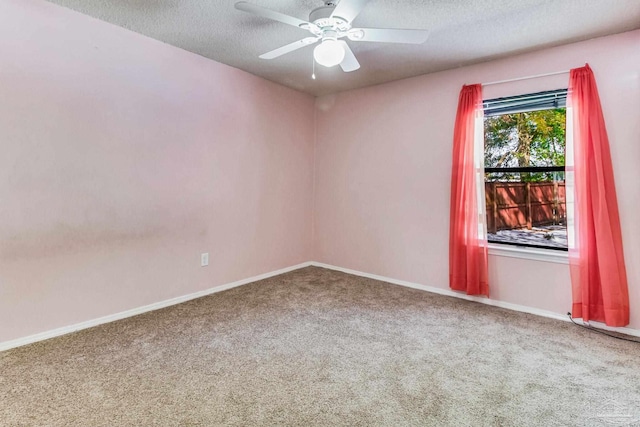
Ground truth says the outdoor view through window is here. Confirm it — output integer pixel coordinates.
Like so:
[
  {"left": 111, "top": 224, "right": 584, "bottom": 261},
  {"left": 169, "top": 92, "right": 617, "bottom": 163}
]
[{"left": 483, "top": 90, "right": 567, "bottom": 250}]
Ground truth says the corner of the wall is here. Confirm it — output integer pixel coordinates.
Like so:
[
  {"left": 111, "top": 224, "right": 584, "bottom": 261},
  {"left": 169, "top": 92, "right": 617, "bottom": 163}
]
[{"left": 310, "top": 100, "right": 319, "bottom": 260}]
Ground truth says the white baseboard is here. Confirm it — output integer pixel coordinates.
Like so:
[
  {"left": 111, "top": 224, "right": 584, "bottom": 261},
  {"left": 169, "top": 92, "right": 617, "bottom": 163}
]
[
  {"left": 309, "top": 261, "right": 640, "bottom": 338},
  {"left": 0, "top": 262, "right": 313, "bottom": 352},
  {"left": 3, "top": 259, "right": 637, "bottom": 352}
]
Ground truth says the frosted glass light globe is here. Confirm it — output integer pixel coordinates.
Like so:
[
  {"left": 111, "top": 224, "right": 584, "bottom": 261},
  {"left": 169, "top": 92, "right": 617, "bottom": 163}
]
[{"left": 313, "top": 40, "right": 345, "bottom": 67}]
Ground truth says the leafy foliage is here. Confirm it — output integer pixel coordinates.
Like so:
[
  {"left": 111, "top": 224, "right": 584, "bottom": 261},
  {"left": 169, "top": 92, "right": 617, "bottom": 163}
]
[{"left": 484, "top": 108, "right": 566, "bottom": 182}]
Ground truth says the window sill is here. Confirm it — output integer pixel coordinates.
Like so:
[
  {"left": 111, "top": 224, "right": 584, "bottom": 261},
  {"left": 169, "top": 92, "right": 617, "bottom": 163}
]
[{"left": 488, "top": 243, "right": 569, "bottom": 264}]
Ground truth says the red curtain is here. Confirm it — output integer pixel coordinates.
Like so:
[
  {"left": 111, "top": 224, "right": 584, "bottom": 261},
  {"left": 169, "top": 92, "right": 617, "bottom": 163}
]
[
  {"left": 449, "top": 84, "right": 489, "bottom": 296},
  {"left": 568, "top": 64, "right": 629, "bottom": 327}
]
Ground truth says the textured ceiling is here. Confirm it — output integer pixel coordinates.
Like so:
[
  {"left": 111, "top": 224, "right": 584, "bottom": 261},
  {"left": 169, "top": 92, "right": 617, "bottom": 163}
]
[{"left": 45, "top": 0, "right": 640, "bottom": 96}]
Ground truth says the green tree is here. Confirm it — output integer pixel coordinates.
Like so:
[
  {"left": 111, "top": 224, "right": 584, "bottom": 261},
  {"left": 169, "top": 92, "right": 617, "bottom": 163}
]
[{"left": 484, "top": 108, "right": 566, "bottom": 182}]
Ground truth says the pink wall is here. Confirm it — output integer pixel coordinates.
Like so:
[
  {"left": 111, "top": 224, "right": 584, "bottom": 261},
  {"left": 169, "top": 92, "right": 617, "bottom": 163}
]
[
  {"left": 0, "top": 0, "right": 315, "bottom": 342},
  {"left": 1, "top": 0, "right": 638, "bottom": 344},
  {"left": 314, "top": 30, "right": 640, "bottom": 329}
]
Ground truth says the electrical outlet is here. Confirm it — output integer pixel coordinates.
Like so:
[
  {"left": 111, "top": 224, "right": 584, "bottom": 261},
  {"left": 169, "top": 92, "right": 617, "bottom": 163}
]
[{"left": 201, "top": 252, "right": 209, "bottom": 267}]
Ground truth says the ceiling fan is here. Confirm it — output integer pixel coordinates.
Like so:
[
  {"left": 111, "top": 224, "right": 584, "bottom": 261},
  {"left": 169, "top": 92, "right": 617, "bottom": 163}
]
[{"left": 234, "top": 0, "right": 429, "bottom": 72}]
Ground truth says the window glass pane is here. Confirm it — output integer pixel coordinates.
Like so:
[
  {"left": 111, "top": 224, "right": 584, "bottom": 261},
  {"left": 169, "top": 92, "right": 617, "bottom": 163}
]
[
  {"left": 485, "top": 171, "right": 567, "bottom": 250},
  {"left": 485, "top": 109, "right": 566, "bottom": 169},
  {"left": 483, "top": 106, "right": 567, "bottom": 250}
]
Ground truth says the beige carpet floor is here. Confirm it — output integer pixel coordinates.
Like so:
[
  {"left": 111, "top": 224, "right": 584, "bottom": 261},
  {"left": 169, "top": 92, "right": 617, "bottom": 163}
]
[{"left": 1, "top": 266, "right": 639, "bottom": 426}]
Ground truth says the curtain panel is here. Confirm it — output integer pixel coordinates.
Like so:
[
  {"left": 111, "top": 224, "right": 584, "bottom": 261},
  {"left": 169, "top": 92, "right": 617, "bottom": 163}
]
[
  {"left": 567, "top": 64, "right": 630, "bottom": 327},
  {"left": 449, "top": 84, "right": 489, "bottom": 297}
]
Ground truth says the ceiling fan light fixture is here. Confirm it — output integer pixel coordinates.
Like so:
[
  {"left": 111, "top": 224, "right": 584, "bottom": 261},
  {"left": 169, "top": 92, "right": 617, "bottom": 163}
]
[
  {"left": 235, "top": 0, "right": 429, "bottom": 75},
  {"left": 313, "top": 39, "right": 345, "bottom": 67}
]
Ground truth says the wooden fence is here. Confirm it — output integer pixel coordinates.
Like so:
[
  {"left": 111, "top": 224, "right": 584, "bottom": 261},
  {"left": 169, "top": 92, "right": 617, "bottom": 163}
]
[{"left": 485, "top": 182, "right": 566, "bottom": 233}]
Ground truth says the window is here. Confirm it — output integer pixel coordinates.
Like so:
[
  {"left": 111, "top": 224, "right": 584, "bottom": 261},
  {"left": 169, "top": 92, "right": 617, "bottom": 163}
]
[{"left": 483, "top": 90, "right": 567, "bottom": 251}]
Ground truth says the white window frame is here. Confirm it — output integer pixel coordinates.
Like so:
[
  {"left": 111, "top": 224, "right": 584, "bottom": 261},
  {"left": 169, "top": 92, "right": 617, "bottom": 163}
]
[
  {"left": 480, "top": 90, "right": 572, "bottom": 263},
  {"left": 488, "top": 243, "right": 568, "bottom": 264}
]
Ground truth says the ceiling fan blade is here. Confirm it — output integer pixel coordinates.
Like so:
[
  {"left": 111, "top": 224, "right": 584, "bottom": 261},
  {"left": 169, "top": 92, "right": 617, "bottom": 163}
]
[
  {"left": 348, "top": 28, "right": 429, "bottom": 44},
  {"left": 259, "top": 37, "right": 319, "bottom": 60},
  {"left": 330, "top": 0, "right": 370, "bottom": 23},
  {"left": 235, "top": 1, "right": 316, "bottom": 31},
  {"left": 338, "top": 41, "right": 360, "bottom": 72}
]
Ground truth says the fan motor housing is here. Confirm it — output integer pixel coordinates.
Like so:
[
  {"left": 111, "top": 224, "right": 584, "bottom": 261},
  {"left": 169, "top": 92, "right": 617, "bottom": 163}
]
[
  {"left": 309, "top": 6, "right": 333, "bottom": 23},
  {"left": 309, "top": 6, "right": 349, "bottom": 31}
]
